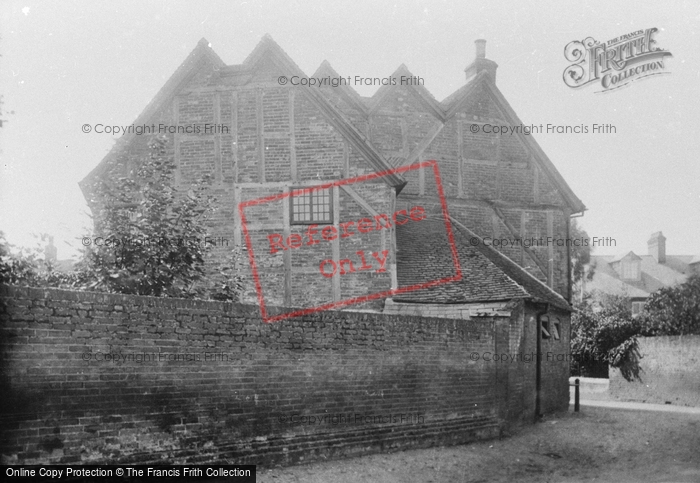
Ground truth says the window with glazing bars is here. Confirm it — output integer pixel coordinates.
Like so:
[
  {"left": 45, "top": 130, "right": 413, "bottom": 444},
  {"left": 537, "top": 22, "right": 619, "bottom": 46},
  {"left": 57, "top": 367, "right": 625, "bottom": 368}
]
[{"left": 290, "top": 187, "right": 332, "bottom": 224}]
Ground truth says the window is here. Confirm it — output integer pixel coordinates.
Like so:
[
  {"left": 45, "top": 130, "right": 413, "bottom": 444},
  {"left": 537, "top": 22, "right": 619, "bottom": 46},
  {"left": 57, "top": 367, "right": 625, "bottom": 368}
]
[
  {"left": 290, "top": 187, "right": 332, "bottom": 225},
  {"left": 552, "top": 319, "right": 561, "bottom": 341},
  {"left": 540, "top": 316, "right": 551, "bottom": 340},
  {"left": 621, "top": 260, "right": 640, "bottom": 280},
  {"left": 631, "top": 301, "right": 645, "bottom": 316}
]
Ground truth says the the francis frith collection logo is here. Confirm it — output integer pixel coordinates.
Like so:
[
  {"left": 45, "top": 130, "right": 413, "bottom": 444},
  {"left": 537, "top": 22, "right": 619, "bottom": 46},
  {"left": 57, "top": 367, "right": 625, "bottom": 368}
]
[{"left": 563, "top": 28, "right": 672, "bottom": 93}]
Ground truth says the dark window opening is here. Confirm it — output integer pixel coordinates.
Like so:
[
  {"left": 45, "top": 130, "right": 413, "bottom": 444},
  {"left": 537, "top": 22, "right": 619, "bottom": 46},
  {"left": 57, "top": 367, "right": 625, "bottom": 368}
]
[
  {"left": 552, "top": 319, "right": 561, "bottom": 340},
  {"left": 541, "top": 315, "right": 551, "bottom": 340},
  {"left": 290, "top": 187, "right": 332, "bottom": 225}
]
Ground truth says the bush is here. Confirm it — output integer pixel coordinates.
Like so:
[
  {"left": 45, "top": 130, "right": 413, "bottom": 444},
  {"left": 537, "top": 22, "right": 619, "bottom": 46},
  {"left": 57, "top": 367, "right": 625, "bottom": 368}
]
[
  {"left": 641, "top": 274, "right": 700, "bottom": 336},
  {"left": 0, "top": 232, "right": 85, "bottom": 289},
  {"left": 570, "top": 297, "right": 642, "bottom": 381}
]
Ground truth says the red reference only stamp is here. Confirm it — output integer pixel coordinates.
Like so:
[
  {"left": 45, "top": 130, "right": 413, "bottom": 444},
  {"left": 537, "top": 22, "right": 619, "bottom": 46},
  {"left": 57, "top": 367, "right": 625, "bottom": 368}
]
[{"left": 239, "top": 160, "right": 461, "bottom": 323}]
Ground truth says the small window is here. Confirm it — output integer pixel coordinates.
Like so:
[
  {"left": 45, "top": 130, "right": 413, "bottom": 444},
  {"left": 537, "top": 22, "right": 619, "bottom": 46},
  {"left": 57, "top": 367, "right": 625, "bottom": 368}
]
[
  {"left": 631, "top": 301, "right": 644, "bottom": 316},
  {"left": 290, "top": 187, "right": 332, "bottom": 225},
  {"left": 621, "top": 260, "right": 640, "bottom": 280},
  {"left": 540, "top": 316, "right": 551, "bottom": 340},
  {"left": 552, "top": 319, "right": 561, "bottom": 341}
]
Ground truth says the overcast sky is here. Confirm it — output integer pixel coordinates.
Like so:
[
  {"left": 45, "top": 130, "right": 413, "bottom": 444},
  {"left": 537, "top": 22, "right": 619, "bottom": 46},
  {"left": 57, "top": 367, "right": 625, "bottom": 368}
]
[{"left": 1, "top": 0, "right": 699, "bottom": 260}]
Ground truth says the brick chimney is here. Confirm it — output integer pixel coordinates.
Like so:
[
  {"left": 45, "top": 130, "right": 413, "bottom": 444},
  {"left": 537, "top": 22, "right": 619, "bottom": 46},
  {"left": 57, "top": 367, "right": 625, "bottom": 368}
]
[
  {"left": 647, "top": 231, "right": 666, "bottom": 263},
  {"left": 464, "top": 39, "right": 498, "bottom": 83}
]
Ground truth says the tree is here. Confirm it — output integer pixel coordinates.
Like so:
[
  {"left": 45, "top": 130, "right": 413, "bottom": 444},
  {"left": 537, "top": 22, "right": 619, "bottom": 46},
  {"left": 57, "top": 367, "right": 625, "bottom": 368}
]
[
  {"left": 642, "top": 274, "right": 700, "bottom": 336},
  {"left": 0, "top": 231, "right": 43, "bottom": 285},
  {"left": 82, "top": 135, "right": 241, "bottom": 300},
  {"left": 570, "top": 218, "right": 595, "bottom": 301},
  {"left": 1, "top": 138, "right": 242, "bottom": 300}
]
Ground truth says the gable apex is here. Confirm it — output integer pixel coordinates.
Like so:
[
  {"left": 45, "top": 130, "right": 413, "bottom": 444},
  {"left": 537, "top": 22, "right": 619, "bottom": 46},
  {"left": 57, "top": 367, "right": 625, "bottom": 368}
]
[
  {"left": 80, "top": 38, "right": 225, "bottom": 193},
  {"left": 612, "top": 251, "right": 642, "bottom": 263},
  {"left": 311, "top": 60, "right": 369, "bottom": 116},
  {"left": 241, "top": 34, "right": 306, "bottom": 76},
  {"left": 367, "top": 64, "right": 446, "bottom": 122}
]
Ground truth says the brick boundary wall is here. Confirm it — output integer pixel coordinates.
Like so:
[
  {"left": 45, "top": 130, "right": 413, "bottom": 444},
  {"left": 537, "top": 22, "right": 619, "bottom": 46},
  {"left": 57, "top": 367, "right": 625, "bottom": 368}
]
[
  {"left": 609, "top": 335, "right": 700, "bottom": 407},
  {"left": 1, "top": 284, "right": 526, "bottom": 466}
]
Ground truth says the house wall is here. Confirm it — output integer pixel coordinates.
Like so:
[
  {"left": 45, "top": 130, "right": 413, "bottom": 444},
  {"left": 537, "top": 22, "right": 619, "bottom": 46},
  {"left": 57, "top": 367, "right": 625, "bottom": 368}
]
[
  {"left": 362, "top": 82, "right": 572, "bottom": 299},
  {"left": 609, "top": 335, "right": 700, "bottom": 407},
  {"left": 690, "top": 262, "right": 700, "bottom": 276},
  {"left": 84, "top": 58, "right": 396, "bottom": 311},
  {"left": 384, "top": 299, "right": 572, "bottom": 419},
  {"left": 85, "top": 56, "right": 576, "bottom": 309},
  {"left": 528, "top": 306, "right": 572, "bottom": 414},
  {"left": 0, "top": 285, "right": 567, "bottom": 466}
]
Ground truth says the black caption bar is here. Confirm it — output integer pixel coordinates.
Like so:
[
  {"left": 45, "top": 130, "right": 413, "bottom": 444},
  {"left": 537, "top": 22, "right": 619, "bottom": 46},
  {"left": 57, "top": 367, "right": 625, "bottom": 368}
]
[{"left": 2, "top": 465, "right": 256, "bottom": 483}]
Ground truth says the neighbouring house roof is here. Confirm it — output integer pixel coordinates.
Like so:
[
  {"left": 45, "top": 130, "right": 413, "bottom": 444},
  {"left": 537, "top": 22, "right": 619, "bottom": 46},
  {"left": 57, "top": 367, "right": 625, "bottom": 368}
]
[
  {"left": 394, "top": 218, "right": 571, "bottom": 311},
  {"left": 610, "top": 251, "right": 642, "bottom": 263},
  {"left": 588, "top": 254, "right": 694, "bottom": 299}
]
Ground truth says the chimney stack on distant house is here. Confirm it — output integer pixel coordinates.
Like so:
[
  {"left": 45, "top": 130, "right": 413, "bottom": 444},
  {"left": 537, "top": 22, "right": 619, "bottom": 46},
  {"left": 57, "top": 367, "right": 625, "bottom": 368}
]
[
  {"left": 465, "top": 39, "right": 498, "bottom": 83},
  {"left": 44, "top": 236, "right": 57, "bottom": 264},
  {"left": 648, "top": 231, "right": 666, "bottom": 263}
]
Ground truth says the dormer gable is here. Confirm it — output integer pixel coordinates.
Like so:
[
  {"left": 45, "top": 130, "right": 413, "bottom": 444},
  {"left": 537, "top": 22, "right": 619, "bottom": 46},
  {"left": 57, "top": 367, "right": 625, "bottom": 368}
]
[{"left": 611, "top": 251, "right": 642, "bottom": 281}]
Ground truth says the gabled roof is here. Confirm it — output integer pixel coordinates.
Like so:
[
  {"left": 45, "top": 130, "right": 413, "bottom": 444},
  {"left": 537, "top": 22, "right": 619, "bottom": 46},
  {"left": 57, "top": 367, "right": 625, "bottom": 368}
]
[
  {"left": 80, "top": 35, "right": 406, "bottom": 194},
  {"left": 440, "top": 72, "right": 586, "bottom": 213},
  {"left": 394, "top": 218, "right": 571, "bottom": 311},
  {"left": 366, "top": 64, "right": 446, "bottom": 122},
  {"left": 81, "top": 36, "right": 584, "bottom": 214},
  {"left": 311, "top": 64, "right": 585, "bottom": 214},
  {"left": 80, "top": 38, "right": 225, "bottom": 196},
  {"left": 311, "top": 60, "right": 369, "bottom": 117}
]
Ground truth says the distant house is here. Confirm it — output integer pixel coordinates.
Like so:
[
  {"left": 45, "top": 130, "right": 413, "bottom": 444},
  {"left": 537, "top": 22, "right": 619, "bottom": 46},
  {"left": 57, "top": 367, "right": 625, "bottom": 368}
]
[{"left": 586, "top": 231, "right": 698, "bottom": 314}]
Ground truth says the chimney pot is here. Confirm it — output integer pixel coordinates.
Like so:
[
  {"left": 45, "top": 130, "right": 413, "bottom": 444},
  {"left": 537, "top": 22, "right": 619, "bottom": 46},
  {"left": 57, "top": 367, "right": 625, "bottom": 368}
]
[
  {"left": 465, "top": 39, "right": 498, "bottom": 83},
  {"left": 475, "top": 39, "right": 487, "bottom": 58}
]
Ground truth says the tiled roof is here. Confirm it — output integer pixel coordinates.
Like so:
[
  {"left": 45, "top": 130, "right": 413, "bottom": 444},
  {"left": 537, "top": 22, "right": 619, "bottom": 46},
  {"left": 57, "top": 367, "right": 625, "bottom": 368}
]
[
  {"left": 588, "top": 254, "right": 693, "bottom": 298},
  {"left": 610, "top": 251, "right": 641, "bottom": 262},
  {"left": 584, "top": 269, "right": 651, "bottom": 299},
  {"left": 394, "top": 218, "right": 571, "bottom": 311}
]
